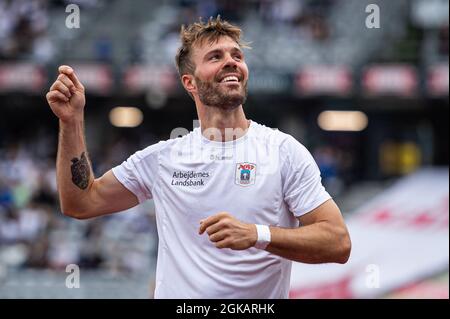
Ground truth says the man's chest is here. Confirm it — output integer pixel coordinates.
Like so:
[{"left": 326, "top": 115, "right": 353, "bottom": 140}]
[{"left": 157, "top": 150, "right": 283, "bottom": 223}]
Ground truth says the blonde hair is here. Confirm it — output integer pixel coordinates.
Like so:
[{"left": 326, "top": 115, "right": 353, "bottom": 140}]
[{"left": 175, "top": 16, "right": 249, "bottom": 77}]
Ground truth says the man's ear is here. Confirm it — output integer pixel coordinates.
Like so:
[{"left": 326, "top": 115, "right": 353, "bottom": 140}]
[{"left": 181, "top": 74, "right": 196, "bottom": 95}]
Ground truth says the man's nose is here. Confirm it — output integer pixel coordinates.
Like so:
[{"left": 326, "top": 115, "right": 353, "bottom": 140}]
[{"left": 223, "top": 53, "right": 238, "bottom": 68}]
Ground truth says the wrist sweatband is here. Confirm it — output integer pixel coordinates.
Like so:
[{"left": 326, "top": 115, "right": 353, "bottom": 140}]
[{"left": 254, "top": 224, "right": 271, "bottom": 249}]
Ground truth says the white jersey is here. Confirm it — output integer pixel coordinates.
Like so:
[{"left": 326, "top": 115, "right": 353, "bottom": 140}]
[{"left": 112, "top": 120, "right": 331, "bottom": 298}]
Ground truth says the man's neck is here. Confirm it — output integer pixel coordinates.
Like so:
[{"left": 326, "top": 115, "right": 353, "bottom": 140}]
[{"left": 197, "top": 104, "right": 250, "bottom": 142}]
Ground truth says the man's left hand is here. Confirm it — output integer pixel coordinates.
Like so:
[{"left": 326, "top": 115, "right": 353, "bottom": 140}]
[{"left": 199, "top": 212, "right": 257, "bottom": 250}]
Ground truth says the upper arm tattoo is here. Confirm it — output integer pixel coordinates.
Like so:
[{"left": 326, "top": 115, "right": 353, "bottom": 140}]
[{"left": 71, "top": 152, "right": 90, "bottom": 190}]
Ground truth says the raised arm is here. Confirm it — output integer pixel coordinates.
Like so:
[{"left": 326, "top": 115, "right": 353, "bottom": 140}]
[{"left": 46, "top": 65, "right": 138, "bottom": 219}]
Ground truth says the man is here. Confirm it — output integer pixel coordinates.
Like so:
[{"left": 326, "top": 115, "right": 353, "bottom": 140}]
[{"left": 46, "top": 16, "right": 351, "bottom": 298}]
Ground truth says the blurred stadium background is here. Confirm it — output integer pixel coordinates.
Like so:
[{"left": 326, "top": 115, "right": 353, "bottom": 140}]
[{"left": 0, "top": 0, "right": 448, "bottom": 298}]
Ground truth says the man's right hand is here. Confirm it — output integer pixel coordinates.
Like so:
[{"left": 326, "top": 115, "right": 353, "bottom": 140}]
[{"left": 46, "top": 65, "right": 85, "bottom": 123}]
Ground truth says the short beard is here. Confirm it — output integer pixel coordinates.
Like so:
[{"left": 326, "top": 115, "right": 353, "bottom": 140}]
[{"left": 195, "top": 76, "right": 248, "bottom": 111}]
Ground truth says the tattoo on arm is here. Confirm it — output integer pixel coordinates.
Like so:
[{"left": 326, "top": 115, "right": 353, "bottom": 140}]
[{"left": 71, "top": 152, "right": 90, "bottom": 190}]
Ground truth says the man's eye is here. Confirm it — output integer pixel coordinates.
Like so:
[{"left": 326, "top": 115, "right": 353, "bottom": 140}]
[{"left": 210, "top": 55, "right": 220, "bottom": 60}]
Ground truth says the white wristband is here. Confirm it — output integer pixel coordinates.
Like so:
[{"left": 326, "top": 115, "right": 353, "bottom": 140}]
[{"left": 254, "top": 224, "right": 271, "bottom": 250}]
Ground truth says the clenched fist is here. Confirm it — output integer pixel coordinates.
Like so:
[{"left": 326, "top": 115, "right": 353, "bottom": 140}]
[
  {"left": 46, "top": 65, "right": 85, "bottom": 123},
  {"left": 199, "top": 212, "right": 257, "bottom": 250}
]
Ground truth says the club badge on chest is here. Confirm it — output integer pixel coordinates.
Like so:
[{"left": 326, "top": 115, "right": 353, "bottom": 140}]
[{"left": 235, "top": 162, "right": 256, "bottom": 187}]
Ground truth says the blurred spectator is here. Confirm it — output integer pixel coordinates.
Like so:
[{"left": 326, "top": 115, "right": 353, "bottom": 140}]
[
  {"left": 0, "top": 206, "right": 21, "bottom": 245},
  {"left": 0, "top": 0, "right": 49, "bottom": 60},
  {"left": 438, "top": 24, "right": 449, "bottom": 58},
  {"left": 196, "top": 0, "right": 218, "bottom": 20},
  {"left": 128, "top": 32, "right": 144, "bottom": 64},
  {"left": 94, "top": 34, "right": 113, "bottom": 62},
  {"left": 308, "top": 14, "right": 329, "bottom": 41},
  {"left": 62, "top": 0, "right": 102, "bottom": 9},
  {"left": 268, "top": 0, "right": 304, "bottom": 25},
  {"left": 314, "top": 146, "right": 344, "bottom": 197},
  {"left": 31, "top": 32, "right": 55, "bottom": 63}
]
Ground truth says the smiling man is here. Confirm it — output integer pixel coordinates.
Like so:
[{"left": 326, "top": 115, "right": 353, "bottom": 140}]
[{"left": 46, "top": 16, "right": 351, "bottom": 298}]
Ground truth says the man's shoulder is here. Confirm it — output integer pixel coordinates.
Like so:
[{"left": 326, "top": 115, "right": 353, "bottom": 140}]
[
  {"left": 136, "top": 129, "right": 198, "bottom": 157},
  {"left": 250, "top": 121, "right": 301, "bottom": 148},
  {"left": 250, "top": 121, "right": 313, "bottom": 166}
]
